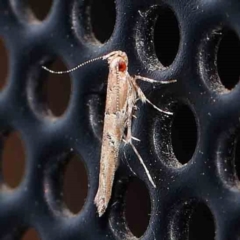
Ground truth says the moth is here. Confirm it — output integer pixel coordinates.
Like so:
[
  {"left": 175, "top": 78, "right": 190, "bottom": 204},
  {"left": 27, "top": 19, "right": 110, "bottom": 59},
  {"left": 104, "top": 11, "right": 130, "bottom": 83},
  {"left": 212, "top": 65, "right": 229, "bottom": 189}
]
[{"left": 42, "top": 51, "right": 176, "bottom": 217}]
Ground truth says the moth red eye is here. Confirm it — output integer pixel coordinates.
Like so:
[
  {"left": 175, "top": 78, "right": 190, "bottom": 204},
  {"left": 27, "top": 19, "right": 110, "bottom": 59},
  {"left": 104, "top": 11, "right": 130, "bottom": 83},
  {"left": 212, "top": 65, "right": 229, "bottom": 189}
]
[{"left": 118, "top": 61, "right": 127, "bottom": 72}]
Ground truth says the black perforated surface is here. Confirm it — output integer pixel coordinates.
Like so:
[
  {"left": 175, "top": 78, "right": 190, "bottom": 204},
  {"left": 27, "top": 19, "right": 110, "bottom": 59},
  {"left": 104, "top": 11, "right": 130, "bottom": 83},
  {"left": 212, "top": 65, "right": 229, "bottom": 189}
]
[{"left": 1, "top": 0, "right": 240, "bottom": 239}]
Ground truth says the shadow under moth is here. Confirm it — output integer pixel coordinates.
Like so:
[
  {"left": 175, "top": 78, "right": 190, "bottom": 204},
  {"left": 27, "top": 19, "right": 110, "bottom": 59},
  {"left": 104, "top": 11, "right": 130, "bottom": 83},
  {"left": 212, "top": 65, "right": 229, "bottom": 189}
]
[{"left": 42, "top": 51, "right": 176, "bottom": 217}]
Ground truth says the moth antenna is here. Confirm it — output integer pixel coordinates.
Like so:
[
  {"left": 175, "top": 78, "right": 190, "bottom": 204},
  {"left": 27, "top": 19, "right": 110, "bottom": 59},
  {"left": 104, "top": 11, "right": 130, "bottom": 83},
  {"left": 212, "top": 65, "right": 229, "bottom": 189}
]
[{"left": 42, "top": 55, "right": 106, "bottom": 75}]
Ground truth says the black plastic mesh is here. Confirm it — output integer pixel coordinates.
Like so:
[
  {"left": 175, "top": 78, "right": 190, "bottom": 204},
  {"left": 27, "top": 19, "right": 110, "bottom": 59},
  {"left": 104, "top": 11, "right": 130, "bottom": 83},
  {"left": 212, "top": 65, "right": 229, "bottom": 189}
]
[{"left": 0, "top": 0, "right": 240, "bottom": 239}]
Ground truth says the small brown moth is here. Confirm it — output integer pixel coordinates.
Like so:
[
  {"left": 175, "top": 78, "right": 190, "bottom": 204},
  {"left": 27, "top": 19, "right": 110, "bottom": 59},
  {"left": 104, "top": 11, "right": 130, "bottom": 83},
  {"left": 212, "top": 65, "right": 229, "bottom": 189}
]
[{"left": 42, "top": 51, "right": 176, "bottom": 217}]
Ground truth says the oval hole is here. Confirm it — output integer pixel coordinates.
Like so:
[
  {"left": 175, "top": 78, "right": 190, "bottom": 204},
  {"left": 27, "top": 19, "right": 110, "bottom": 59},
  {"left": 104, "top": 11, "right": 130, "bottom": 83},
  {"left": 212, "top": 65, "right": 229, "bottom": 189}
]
[
  {"left": 0, "top": 38, "right": 8, "bottom": 89},
  {"left": 2, "top": 132, "right": 26, "bottom": 188},
  {"left": 154, "top": 6, "right": 180, "bottom": 66},
  {"left": 43, "top": 58, "right": 71, "bottom": 117},
  {"left": 125, "top": 178, "right": 151, "bottom": 238},
  {"left": 188, "top": 203, "right": 215, "bottom": 240},
  {"left": 63, "top": 154, "right": 88, "bottom": 214},
  {"left": 22, "top": 228, "right": 41, "bottom": 240},
  {"left": 27, "top": 0, "right": 53, "bottom": 21},
  {"left": 90, "top": 0, "right": 116, "bottom": 43},
  {"left": 171, "top": 105, "right": 197, "bottom": 164},
  {"left": 217, "top": 30, "right": 240, "bottom": 90}
]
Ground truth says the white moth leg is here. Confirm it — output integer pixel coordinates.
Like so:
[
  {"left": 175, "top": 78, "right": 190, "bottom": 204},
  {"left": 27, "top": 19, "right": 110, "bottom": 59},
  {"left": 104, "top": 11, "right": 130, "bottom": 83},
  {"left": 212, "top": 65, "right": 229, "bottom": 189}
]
[
  {"left": 132, "top": 136, "right": 140, "bottom": 142},
  {"left": 145, "top": 98, "right": 173, "bottom": 115},
  {"left": 122, "top": 139, "right": 128, "bottom": 145},
  {"left": 135, "top": 84, "right": 173, "bottom": 115},
  {"left": 123, "top": 150, "right": 136, "bottom": 176},
  {"left": 125, "top": 97, "right": 135, "bottom": 143},
  {"left": 122, "top": 134, "right": 155, "bottom": 187},
  {"left": 125, "top": 119, "right": 132, "bottom": 143},
  {"left": 135, "top": 75, "right": 177, "bottom": 84},
  {"left": 129, "top": 141, "right": 156, "bottom": 188}
]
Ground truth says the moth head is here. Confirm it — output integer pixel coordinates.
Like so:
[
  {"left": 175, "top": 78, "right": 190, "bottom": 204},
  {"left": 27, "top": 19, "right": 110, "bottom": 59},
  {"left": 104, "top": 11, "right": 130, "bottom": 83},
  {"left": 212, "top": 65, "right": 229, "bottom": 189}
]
[{"left": 104, "top": 51, "right": 128, "bottom": 73}]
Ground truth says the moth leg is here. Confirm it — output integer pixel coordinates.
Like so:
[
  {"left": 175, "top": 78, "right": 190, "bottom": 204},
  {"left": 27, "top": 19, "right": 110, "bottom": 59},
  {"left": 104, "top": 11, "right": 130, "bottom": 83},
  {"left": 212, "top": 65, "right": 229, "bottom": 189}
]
[
  {"left": 132, "top": 136, "right": 140, "bottom": 142},
  {"left": 125, "top": 106, "right": 141, "bottom": 142},
  {"left": 125, "top": 98, "right": 135, "bottom": 143},
  {"left": 122, "top": 134, "right": 155, "bottom": 187},
  {"left": 125, "top": 119, "right": 132, "bottom": 143},
  {"left": 123, "top": 134, "right": 140, "bottom": 143},
  {"left": 135, "top": 85, "right": 173, "bottom": 115},
  {"left": 129, "top": 141, "right": 156, "bottom": 188},
  {"left": 145, "top": 98, "right": 173, "bottom": 115},
  {"left": 135, "top": 75, "right": 176, "bottom": 84},
  {"left": 123, "top": 149, "right": 136, "bottom": 176},
  {"left": 122, "top": 138, "right": 128, "bottom": 146}
]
